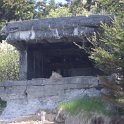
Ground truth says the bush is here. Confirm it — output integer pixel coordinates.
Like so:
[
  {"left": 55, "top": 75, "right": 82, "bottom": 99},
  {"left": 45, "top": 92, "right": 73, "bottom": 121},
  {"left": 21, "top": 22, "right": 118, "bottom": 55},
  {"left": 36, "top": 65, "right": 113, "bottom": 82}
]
[
  {"left": 59, "top": 97, "right": 115, "bottom": 116},
  {"left": 90, "top": 0, "right": 124, "bottom": 112},
  {"left": 0, "top": 42, "right": 19, "bottom": 82}
]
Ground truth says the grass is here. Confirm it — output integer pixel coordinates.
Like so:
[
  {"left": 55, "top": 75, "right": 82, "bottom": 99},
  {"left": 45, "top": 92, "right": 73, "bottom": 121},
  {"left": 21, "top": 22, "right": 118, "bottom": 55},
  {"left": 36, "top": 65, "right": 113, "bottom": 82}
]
[{"left": 59, "top": 96, "right": 114, "bottom": 116}]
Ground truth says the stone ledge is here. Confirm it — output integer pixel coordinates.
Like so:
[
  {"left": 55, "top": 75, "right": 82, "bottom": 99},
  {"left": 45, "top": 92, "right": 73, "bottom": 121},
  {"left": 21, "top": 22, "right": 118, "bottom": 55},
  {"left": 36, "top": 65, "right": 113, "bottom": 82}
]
[
  {"left": 0, "top": 76, "right": 99, "bottom": 101},
  {"left": 2, "top": 15, "right": 114, "bottom": 44}
]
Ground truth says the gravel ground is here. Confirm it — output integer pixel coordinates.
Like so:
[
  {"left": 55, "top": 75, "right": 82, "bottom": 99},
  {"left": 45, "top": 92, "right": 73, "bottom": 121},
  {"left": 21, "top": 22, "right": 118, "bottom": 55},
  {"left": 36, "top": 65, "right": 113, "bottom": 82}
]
[
  {"left": 10, "top": 121, "right": 43, "bottom": 124},
  {"left": 10, "top": 120, "right": 58, "bottom": 124}
]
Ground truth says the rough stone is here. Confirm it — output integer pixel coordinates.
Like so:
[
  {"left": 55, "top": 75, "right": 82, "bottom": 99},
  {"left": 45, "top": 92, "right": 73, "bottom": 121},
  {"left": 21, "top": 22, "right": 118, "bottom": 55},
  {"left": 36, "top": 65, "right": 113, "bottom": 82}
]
[
  {"left": 0, "top": 90, "right": 101, "bottom": 122},
  {"left": 0, "top": 76, "right": 99, "bottom": 101},
  {"left": 0, "top": 76, "right": 102, "bottom": 122},
  {"left": 2, "top": 15, "right": 114, "bottom": 45},
  {"left": 0, "top": 99, "right": 41, "bottom": 121}
]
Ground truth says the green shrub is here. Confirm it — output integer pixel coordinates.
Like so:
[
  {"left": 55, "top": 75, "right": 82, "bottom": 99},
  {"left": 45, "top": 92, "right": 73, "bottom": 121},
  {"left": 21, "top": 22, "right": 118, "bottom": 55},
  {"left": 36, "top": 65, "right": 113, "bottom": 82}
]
[
  {"left": 0, "top": 42, "right": 19, "bottom": 82},
  {"left": 59, "top": 97, "right": 114, "bottom": 116}
]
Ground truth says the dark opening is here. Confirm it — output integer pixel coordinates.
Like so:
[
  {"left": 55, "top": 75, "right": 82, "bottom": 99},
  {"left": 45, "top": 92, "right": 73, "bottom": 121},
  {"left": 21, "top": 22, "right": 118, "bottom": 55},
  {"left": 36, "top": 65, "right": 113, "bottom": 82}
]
[
  {"left": 0, "top": 98, "right": 7, "bottom": 114},
  {"left": 27, "top": 42, "right": 102, "bottom": 80}
]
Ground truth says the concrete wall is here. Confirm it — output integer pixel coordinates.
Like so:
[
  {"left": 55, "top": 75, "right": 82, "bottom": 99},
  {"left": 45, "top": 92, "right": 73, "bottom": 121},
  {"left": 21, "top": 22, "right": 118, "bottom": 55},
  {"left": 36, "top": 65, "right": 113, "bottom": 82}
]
[
  {"left": 0, "top": 76, "right": 101, "bottom": 121},
  {"left": 0, "top": 76, "right": 100, "bottom": 101}
]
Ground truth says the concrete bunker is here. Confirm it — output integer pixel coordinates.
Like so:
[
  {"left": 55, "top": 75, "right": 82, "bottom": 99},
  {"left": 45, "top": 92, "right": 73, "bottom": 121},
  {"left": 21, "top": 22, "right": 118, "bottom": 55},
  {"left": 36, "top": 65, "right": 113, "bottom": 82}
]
[
  {"left": 0, "top": 15, "right": 114, "bottom": 122},
  {"left": 2, "top": 15, "right": 113, "bottom": 80}
]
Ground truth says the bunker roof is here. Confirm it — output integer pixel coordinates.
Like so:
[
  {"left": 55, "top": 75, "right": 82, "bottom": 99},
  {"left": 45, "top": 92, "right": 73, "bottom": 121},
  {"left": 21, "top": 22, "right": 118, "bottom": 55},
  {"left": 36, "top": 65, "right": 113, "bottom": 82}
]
[{"left": 2, "top": 15, "right": 113, "bottom": 46}]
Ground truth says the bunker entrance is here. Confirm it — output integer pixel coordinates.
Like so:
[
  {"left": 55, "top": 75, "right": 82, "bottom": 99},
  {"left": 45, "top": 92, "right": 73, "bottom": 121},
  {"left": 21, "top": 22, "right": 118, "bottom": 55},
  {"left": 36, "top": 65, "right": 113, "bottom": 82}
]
[{"left": 27, "top": 42, "right": 101, "bottom": 80}]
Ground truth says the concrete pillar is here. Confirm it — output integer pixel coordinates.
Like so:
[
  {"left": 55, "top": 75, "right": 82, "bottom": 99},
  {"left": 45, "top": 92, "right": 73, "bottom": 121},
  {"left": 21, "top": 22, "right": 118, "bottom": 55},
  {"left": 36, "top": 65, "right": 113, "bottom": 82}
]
[{"left": 19, "top": 50, "right": 27, "bottom": 80}]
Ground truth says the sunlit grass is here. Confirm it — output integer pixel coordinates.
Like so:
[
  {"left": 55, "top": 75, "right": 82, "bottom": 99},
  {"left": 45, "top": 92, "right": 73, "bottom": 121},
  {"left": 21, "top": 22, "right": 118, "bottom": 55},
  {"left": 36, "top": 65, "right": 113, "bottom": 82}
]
[{"left": 59, "top": 96, "right": 114, "bottom": 116}]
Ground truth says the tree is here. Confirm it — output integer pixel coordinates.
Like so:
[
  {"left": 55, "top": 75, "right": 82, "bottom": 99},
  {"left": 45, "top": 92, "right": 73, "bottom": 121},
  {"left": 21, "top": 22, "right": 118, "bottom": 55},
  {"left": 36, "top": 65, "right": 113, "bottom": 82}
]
[
  {"left": 49, "top": 0, "right": 56, "bottom": 10},
  {"left": 34, "top": 0, "right": 57, "bottom": 19},
  {"left": 96, "top": 0, "right": 124, "bottom": 17},
  {"left": 90, "top": 0, "right": 124, "bottom": 110},
  {"left": 69, "top": 0, "right": 89, "bottom": 16},
  {"left": 33, "top": 1, "right": 49, "bottom": 18},
  {"left": 48, "top": 7, "right": 72, "bottom": 18},
  {"left": 67, "top": 0, "right": 99, "bottom": 16},
  {"left": 3, "top": 0, "right": 34, "bottom": 21}
]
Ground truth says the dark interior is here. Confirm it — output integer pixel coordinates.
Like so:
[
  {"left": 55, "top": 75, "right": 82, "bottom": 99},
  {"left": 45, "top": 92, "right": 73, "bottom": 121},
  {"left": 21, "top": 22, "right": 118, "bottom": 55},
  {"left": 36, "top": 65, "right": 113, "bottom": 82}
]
[{"left": 27, "top": 42, "right": 102, "bottom": 80}]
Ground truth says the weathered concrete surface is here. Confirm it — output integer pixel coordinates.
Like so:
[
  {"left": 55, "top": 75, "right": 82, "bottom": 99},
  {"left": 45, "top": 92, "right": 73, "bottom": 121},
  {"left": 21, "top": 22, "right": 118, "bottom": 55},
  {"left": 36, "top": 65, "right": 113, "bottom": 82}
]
[
  {"left": 0, "top": 76, "right": 101, "bottom": 122},
  {"left": 0, "top": 76, "right": 99, "bottom": 101},
  {"left": 2, "top": 15, "right": 113, "bottom": 45}
]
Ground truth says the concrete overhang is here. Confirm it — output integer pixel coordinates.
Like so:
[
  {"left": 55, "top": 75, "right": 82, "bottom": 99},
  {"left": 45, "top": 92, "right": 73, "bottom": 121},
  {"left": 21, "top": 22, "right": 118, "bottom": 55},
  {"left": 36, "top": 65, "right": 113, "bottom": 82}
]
[{"left": 2, "top": 15, "right": 114, "bottom": 46}]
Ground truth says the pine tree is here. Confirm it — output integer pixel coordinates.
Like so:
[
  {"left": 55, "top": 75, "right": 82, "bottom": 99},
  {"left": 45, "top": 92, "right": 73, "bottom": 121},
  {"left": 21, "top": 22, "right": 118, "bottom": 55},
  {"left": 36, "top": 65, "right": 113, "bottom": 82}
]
[{"left": 90, "top": 0, "right": 124, "bottom": 113}]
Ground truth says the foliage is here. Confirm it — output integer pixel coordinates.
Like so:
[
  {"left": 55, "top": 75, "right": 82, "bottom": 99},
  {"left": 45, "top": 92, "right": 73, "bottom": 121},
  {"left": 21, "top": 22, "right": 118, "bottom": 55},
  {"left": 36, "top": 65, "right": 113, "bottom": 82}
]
[
  {"left": 34, "top": 1, "right": 49, "bottom": 18},
  {"left": 33, "top": 0, "right": 71, "bottom": 19},
  {"left": 69, "top": 0, "right": 89, "bottom": 16},
  {"left": 48, "top": 7, "right": 72, "bottom": 18},
  {"left": 68, "top": 0, "right": 98, "bottom": 16},
  {"left": 33, "top": 0, "right": 57, "bottom": 19},
  {"left": 91, "top": 20, "right": 124, "bottom": 74},
  {"left": 96, "top": 0, "right": 124, "bottom": 17},
  {"left": 49, "top": 0, "right": 56, "bottom": 10},
  {"left": 0, "top": 42, "right": 19, "bottom": 82},
  {"left": 90, "top": 0, "right": 124, "bottom": 110},
  {"left": 60, "top": 97, "right": 114, "bottom": 115},
  {"left": 3, "top": 0, "right": 34, "bottom": 21}
]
